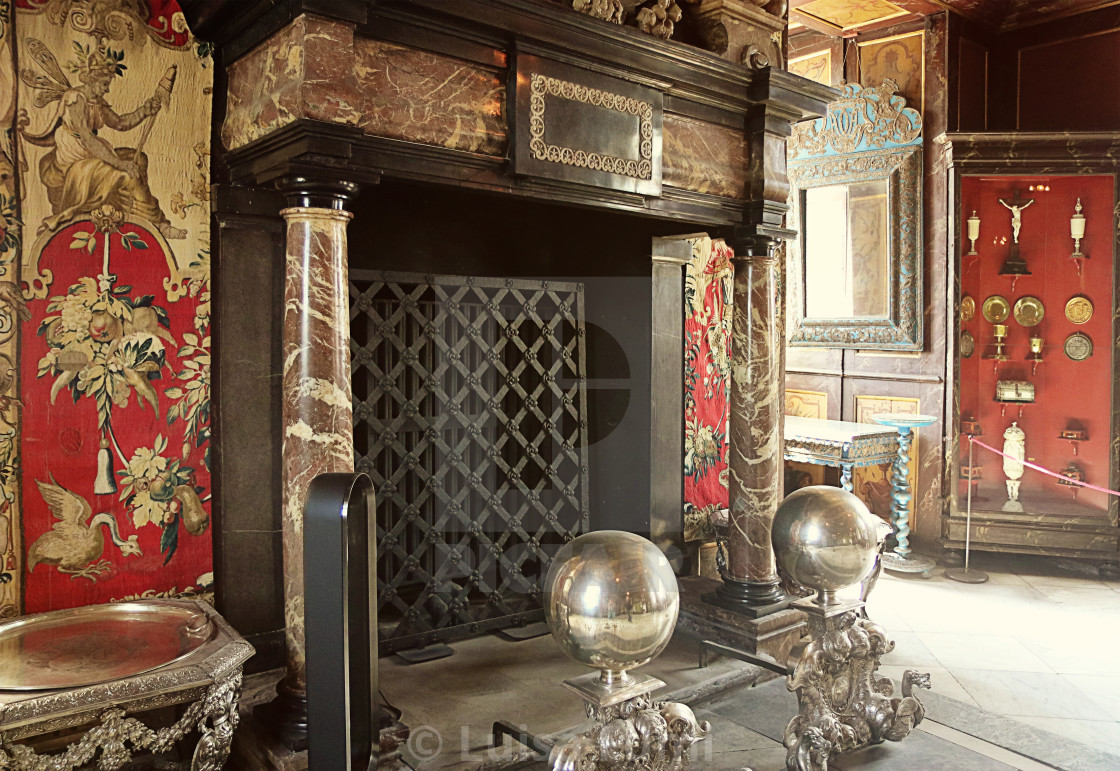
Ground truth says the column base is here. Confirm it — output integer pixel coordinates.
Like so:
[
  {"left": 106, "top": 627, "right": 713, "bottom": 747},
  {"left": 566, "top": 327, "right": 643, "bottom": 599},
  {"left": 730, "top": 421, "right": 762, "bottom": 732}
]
[
  {"left": 706, "top": 575, "right": 787, "bottom": 618},
  {"left": 679, "top": 576, "right": 806, "bottom": 665},
  {"left": 882, "top": 550, "right": 937, "bottom": 574},
  {"left": 254, "top": 676, "right": 308, "bottom": 752}
]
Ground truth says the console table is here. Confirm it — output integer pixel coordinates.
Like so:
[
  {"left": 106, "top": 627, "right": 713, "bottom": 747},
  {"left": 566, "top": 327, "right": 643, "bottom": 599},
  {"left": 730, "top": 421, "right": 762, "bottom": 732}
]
[
  {"left": 784, "top": 416, "right": 900, "bottom": 492},
  {"left": 0, "top": 599, "right": 254, "bottom": 770}
]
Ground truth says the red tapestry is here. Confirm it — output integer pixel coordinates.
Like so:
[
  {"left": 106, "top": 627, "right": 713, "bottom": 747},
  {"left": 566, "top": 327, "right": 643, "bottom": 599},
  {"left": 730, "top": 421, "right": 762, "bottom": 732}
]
[
  {"left": 22, "top": 221, "right": 210, "bottom": 612},
  {"left": 683, "top": 238, "right": 733, "bottom": 539},
  {"left": 7, "top": 0, "right": 214, "bottom": 615}
]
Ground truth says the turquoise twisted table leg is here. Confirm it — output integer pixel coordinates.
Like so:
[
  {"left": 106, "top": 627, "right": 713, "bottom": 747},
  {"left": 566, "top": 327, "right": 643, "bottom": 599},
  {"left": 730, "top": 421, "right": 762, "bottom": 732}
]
[
  {"left": 873, "top": 413, "right": 937, "bottom": 575},
  {"left": 890, "top": 428, "right": 915, "bottom": 558}
]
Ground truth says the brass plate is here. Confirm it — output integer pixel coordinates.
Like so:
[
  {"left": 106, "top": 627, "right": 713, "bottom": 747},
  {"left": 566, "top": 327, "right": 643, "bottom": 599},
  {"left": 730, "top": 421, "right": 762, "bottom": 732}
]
[
  {"left": 1065, "top": 295, "right": 1093, "bottom": 325},
  {"left": 1064, "top": 332, "right": 1093, "bottom": 361},
  {"left": 0, "top": 602, "right": 213, "bottom": 690},
  {"left": 960, "top": 330, "right": 975, "bottom": 358},
  {"left": 982, "top": 294, "right": 1010, "bottom": 323},
  {"left": 1013, "top": 296, "right": 1044, "bottom": 327},
  {"left": 960, "top": 295, "right": 975, "bottom": 323}
]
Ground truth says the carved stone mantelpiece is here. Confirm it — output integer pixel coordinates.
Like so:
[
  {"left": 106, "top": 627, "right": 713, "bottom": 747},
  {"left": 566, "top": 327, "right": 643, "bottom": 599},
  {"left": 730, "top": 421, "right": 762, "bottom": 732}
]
[
  {"left": 195, "top": 0, "right": 834, "bottom": 230},
  {"left": 694, "top": 0, "right": 786, "bottom": 67}
]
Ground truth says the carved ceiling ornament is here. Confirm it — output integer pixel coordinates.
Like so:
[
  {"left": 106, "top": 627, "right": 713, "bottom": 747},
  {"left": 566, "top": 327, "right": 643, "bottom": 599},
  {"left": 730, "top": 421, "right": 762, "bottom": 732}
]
[
  {"left": 789, "top": 80, "right": 922, "bottom": 159},
  {"left": 571, "top": 0, "right": 626, "bottom": 24}
]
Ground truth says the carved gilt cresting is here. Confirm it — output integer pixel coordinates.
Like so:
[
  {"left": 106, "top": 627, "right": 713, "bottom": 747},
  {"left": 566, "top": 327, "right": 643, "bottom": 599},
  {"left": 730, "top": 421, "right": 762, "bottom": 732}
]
[
  {"left": 551, "top": 695, "right": 711, "bottom": 771},
  {"left": 783, "top": 602, "right": 930, "bottom": 771}
]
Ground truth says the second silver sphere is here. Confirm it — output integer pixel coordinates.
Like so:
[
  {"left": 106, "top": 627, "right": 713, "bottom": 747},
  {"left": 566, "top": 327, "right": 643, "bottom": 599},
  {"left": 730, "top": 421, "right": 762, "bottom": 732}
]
[{"left": 771, "top": 485, "right": 880, "bottom": 594}]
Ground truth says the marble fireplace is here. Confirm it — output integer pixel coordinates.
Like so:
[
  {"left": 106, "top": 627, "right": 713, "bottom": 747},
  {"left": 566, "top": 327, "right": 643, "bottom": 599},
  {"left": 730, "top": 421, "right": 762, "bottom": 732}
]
[{"left": 184, "top": 0, "right": 833, "bottom": 756}]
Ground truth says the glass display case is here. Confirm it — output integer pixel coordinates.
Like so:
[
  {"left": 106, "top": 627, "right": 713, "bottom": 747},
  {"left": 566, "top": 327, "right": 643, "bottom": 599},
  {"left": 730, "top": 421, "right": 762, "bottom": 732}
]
[{"left": 943, "top": 138, "right": 1120, "bottom": 573}]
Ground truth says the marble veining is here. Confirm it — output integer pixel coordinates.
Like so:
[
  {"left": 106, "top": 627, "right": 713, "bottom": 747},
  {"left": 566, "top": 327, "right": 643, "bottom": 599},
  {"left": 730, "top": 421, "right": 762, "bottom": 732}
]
[
  {"left": 223, "top": 15, "right": 507, "bottom": 156},
  {"left": 726, "top": 253, "right": 783, "bottom": 584},
  {"left": 279, "top": 207, "right": 356, "bottom": 689},
  {"left": 354, "top": 40, "right": 507, "bottom": 156},
  {"left": 662, "top": 113, "right": 748, "bottom": 199}
]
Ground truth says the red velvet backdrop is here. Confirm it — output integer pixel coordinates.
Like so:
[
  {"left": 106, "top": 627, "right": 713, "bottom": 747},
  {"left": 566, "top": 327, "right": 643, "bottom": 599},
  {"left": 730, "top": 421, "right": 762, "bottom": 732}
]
[{"left": 959, "top": 175, "right": 1114, "bottom": 515}]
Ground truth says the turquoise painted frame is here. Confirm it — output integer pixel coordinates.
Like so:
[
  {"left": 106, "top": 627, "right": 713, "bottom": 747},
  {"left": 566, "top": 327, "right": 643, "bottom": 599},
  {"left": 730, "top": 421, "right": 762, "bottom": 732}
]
[{"left": 787, "top": 81, "right": 924, "bottom": 351}]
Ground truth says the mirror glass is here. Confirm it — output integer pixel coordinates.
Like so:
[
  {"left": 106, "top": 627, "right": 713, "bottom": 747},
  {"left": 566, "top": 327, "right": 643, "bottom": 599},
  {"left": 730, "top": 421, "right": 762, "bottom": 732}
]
[{"left": 803, "top": 180, "right": 889, "bottom": 319}]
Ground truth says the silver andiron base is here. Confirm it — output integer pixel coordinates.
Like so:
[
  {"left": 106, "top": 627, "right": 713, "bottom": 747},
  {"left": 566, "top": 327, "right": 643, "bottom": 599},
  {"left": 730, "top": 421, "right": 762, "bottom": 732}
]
[
  {"left": 551, "top": 670, "right": 710, "bottom": 771},
  {"left": 784, "top": 597, "right": 930, "bottom": 771},
  {"left": 543, "top": 531, "right": 712, "bottom": 771},
  {"left": 772, "top": 487, "right": 931, "bottom": 771}
]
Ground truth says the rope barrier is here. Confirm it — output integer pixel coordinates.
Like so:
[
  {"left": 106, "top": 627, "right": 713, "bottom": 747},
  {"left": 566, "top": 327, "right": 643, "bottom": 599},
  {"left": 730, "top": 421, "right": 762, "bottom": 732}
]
[{"left": 969, "top": 436, "right": 1120, "bottom": 498}]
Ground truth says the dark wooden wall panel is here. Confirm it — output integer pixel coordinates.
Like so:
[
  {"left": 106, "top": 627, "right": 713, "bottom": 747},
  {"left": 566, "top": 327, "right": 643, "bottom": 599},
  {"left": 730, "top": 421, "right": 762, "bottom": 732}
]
[
  {"left": 957, "top": 36, "right": 988, "bottom": 131},
  {"left": 1018, "top": 30, "right": 1120, "bottom": 131}
]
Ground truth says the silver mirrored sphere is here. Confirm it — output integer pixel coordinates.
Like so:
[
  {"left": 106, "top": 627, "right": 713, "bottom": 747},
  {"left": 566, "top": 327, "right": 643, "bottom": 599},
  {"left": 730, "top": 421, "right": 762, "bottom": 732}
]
[
  {"left": 544, "top": 530, "right": 679, "bottom": 678},
  {"left": 771, "top": 486, "right": 880, "bottom": 597}
]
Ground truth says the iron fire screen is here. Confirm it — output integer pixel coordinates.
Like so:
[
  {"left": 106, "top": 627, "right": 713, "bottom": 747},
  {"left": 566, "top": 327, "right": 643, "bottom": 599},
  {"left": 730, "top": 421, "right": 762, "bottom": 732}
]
[{"left": 350, "top": 271, "right": 590, "bottom": 653}]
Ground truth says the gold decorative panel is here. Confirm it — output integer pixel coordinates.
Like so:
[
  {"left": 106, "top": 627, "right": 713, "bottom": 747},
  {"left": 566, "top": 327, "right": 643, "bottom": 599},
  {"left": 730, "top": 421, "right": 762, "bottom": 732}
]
[
  {"left": 786, "top": 389, "right": 829, "bottom": 419},
  {"left": 789, "top": 51, "right": 832, "bottom": 86},
  {"left": 854, "top": 396, "right": 919, "bottom": 523},
  {"left": 859, "top": 31, "right": 924, "bottom": 114},
  {"left": 798, "top": 0, "right": 908, "bottom": 30}
]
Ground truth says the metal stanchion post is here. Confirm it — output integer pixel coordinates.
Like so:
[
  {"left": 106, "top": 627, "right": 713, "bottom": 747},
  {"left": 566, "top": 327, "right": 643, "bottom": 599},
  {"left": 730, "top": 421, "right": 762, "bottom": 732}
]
[{"left": 946, "top": 436, "right": 989, "bottom": 584}]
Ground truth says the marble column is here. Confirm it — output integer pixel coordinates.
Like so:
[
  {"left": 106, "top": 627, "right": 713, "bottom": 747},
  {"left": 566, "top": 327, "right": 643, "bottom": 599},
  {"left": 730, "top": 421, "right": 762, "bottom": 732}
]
[
  {"left": 261, "top": 178, "right": 359, "bottom": 748},
  {"left": 714, "top": 240, "right": 785, "bottom": 609}
]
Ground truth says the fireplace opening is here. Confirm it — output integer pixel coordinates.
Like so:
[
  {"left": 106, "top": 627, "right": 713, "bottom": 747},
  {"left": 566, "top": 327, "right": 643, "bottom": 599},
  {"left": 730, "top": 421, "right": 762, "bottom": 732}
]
[{"left": 347, "top": 180, "right": 706, "bottom": 652}]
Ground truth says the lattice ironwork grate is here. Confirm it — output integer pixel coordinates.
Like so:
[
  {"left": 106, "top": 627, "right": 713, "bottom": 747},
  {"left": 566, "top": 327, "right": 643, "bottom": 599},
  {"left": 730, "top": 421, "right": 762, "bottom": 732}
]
[{"left": 350, "top": 271, "right": 589, "bottom": 653}]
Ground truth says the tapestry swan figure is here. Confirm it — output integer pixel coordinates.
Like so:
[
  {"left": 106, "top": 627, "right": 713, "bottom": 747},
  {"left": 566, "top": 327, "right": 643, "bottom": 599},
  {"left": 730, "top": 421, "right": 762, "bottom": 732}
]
[{"left": 28, "top": 476, "right": 142, "bottom": 580}]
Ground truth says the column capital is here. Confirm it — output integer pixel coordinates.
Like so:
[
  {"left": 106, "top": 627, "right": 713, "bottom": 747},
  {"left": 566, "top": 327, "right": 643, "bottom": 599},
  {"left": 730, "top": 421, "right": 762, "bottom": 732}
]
[
  {"left": 276, "top": 176, "right": 361, "bottom": 210},
  {"left": 726, "top": 227, "right": 792, "bottom": 260}
]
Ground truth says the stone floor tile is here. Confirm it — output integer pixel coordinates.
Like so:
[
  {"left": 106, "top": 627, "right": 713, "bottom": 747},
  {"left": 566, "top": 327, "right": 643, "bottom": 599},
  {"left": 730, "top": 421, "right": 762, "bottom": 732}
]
[
  {"left": 1061, "top": 673, "right": 1120, "bottom": 722},
  {"left": 830, "top": 726, "right": 1017, "bottom": 770},
  {"left": 951, "top": 669, "right": 1104, "bottom": 720},
  {"left": 916, "top": 632, "right": 1053, "bottom": 673},
  {"left": 876, "top": 664, "right": 978, "bottom": 706},
  {"left": 880, "top": 630, "right": 941, "bottom": 668},
  {"left": 1010, "top": 716, "right": 1120, "bottom": 759}
]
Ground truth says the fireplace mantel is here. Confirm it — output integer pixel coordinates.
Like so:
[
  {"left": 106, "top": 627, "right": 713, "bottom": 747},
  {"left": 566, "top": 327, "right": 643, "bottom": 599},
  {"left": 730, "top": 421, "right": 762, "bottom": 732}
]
[{"left": 187, "top": 0, "right": 834, "bottom": 231}]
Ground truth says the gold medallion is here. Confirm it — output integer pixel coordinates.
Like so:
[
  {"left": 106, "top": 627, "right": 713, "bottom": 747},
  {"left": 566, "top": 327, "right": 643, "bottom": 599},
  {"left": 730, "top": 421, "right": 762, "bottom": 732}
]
[
  {"left": 1065, "top": 295, "right": 1093, "bottom": 325},
  {"left": 960, "top": 295, "right": 975, "bottom": 323}
]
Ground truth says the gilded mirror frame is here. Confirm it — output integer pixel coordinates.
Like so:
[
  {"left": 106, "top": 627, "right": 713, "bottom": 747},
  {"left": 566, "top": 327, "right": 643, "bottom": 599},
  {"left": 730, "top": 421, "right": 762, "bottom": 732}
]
[{"left": 787, "top": 81, "right": 924, "bottom": 351}]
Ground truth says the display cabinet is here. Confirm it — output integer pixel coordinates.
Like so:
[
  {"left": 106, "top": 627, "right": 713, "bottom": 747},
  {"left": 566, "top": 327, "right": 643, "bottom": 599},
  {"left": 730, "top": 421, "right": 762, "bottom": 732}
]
[{"left": 941, "top": 133, "right": 1120, "bottom": 573}]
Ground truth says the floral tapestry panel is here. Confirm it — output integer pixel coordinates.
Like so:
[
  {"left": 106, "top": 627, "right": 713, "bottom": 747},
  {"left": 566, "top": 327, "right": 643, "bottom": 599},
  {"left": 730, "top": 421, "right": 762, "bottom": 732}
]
[
  {"left": 683, "top": 236, "right": 732, "bottom": 540},
  {"left": 15, "top": 0, "right": 212, "bottom": 613}
]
